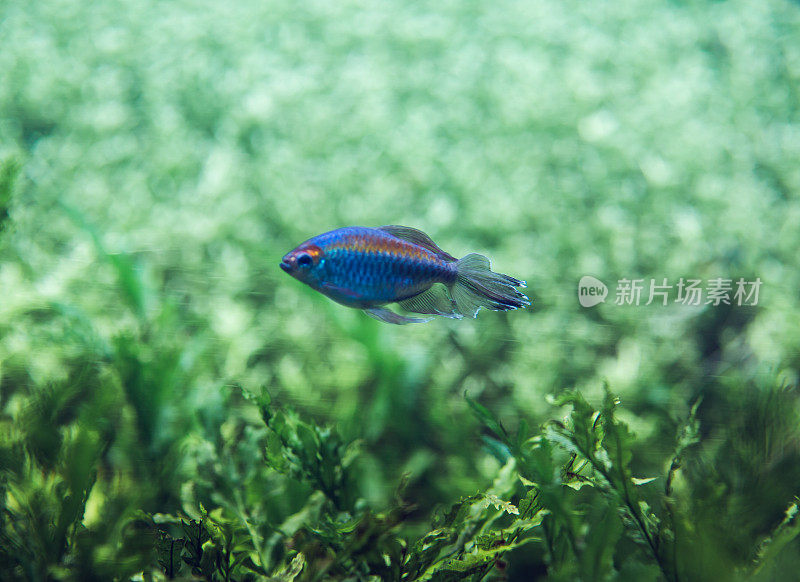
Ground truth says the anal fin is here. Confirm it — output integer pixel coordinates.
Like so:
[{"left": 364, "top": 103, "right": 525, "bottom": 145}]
[
  {"left": 397, "top": 284, "right": 461, "bottom": 318},
  {"left": 364, "top": 307, "right": 432, "bottom": 325}
]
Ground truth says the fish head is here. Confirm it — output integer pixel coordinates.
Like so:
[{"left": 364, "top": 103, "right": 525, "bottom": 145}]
[{"left": 280, "top": 243, "right": 324, "bottom": 285}]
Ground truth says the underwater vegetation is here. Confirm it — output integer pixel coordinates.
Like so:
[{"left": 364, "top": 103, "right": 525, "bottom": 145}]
[
  {"left": 2, "top": 298, "right": 800, "bottom": 581},
  {"left": 2, "top": 0, "right": 800, "bottom": 579}
]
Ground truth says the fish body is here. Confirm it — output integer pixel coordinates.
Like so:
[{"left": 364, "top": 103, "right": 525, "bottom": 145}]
[{"left": 280, "top": 225, "right": 529, "bottom": 324}]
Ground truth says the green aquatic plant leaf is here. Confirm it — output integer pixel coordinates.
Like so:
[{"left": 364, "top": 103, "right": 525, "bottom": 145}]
[
  {"left": 465, "top": 393, "right": 508, "bottom": 443},
  {"left": 59, "top": 202, "right": 150, "bottom": 321},
  {"left": 155, "top": 530, "right": 183, "bottom": 578},
  {"left": 753, "top": 498, "right": 800, "bottom": 575},
  {"left": 0, "top": 155, "right": 19, "bottom": 239}
]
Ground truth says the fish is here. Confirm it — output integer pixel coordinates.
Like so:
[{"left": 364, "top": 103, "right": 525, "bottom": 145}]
[{"left": 279, "top": 225, "right": 530, "bottom": 324}]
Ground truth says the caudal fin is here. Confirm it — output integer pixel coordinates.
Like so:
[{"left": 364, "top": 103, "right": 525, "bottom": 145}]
[{"left": 451, "top": 253, "right": 530, "bottom": 318}]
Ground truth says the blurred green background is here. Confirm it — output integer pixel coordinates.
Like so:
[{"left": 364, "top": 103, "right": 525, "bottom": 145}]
[{"left": 2, "top": 0, "right": 800, "bottom": 579}]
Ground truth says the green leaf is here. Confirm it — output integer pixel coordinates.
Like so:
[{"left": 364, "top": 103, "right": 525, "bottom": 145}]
[
  {"left": 465, "top": 393, "right": 508, "bottom": 442},
  {"left": 424, "top": 532, "right": 540, "bottom": 582},
  {"left": 59, "top": 201, "right": 149, "bottom": 320},
  {"left": 665, "top": 396, "right": 702, "bottom": 497},
  {"left": 477, "top": 494, "right": 519, "bottom": 516},
  {"left": 580, "top": 500, "right": 623, "bottom": 581},
  {"left": 0, "top": 155, "right": 19, "bottom": 238},
  {"left": 267, "top": 553, "right": 306, "bottom": 581},
  {"left": 753, "top": 499, "right": 800, "bottom": 574},
  {"left": 432, "top": 494, "right": 483, "bottom": 530},
  {"left": 479, "top": 435, "right": 512, "bottom": 464},
  {"left": 180, "top": 518, "right": 210, "bottom": 571},
  {"left": 155, "top": 531, "right": 184, "bottom": 578}
]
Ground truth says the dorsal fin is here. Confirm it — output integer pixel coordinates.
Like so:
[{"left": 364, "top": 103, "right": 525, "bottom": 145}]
[{"left": 377, "top": 225, "right": 457, "bottom": 262}]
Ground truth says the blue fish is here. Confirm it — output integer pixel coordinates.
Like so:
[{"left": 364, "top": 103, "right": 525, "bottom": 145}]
[{"left": 280, "top": 225, "right": 530, "bottom": 324}]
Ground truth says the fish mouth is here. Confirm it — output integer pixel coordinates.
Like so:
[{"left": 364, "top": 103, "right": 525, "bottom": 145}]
[{"left": 279, "top": 261, "right": 291, "bottom": 273}]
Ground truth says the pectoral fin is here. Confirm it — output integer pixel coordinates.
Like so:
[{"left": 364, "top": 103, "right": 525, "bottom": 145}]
[
  {"left": 319, "top": 281, "right": 367, "bottom": 306},
  {"left": 364, "top": 307, "right": 432, "bottom": 325}
]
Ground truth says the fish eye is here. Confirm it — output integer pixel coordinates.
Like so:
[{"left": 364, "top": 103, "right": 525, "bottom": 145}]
[{"left": 297, "top": 253, "right": 313, "bottom": 267}]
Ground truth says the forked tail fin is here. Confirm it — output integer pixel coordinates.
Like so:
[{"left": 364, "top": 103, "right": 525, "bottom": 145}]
[{"left": 451, "top": 253, "right": 530, "bottom": 318}]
